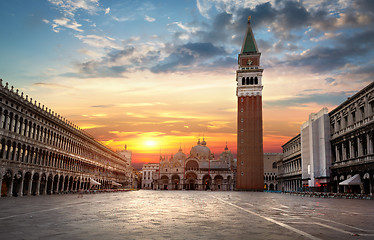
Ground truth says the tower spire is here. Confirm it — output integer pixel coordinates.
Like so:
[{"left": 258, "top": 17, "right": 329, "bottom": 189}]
[{"left": 241, "top": 16, "right": 258, "bottom": 54}]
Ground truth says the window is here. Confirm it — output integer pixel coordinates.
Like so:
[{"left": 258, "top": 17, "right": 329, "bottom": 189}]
[
  {"left": 272, "top": 162, "right": 277, "bottom": 168},
  {"left": 344, "top": 116, "right": 348, "bottom": 127},
  {"left": 371, "top": 102, "right": 374, "bottom": 114},
  {"left": 352, "top": 111, "right": 356, "bottom": 122},
  {"left": 246, "top": 77, "right": 249, "bottom": 85},
  {"left": 241, "top": 118, "right": 244, "bottom": 123},
  {"left": 241, "top": 98, "right": 243, "bottom": 102},
  {"left": 360, "top": 107, "right": 365, "bottom": 119},
  {"left": 241, "top": 108, "right": 244, "bottom": 112},
  {"left": 242, "top": 77, "right": 245, "bottom": 85},
  {"left": 254, "top": 77, "right": 258, "bottom": 84}
]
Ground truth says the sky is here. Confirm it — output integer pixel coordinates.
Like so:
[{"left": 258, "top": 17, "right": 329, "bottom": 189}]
[{"left": 0, "top": 0, "right": 373, "bottom": 169}]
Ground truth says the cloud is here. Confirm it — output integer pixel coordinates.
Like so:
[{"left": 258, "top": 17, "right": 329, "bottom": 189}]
[
  {"left": 33, "top": 82, "right": 70, "bottom": 89},
  {"left": 145, "top": 15, "right": 155, "bottom": 22},
  {"left": 52, "top": 17, "right": 83, "bottom": 32},
  {"left": 196, "top": 0, "right": 213, "bottom": 19},
  {"left": 325, "top": 78, "right": 337, "bottom": 86},
  {"left": 283, "top": 29, "right": 374, "bottom": 73},
  {"left": 311, "top": 32, "right": 342, "bottom": 42},
  {"left": 119, "top": 102, "right": 167, "bottom": 107},
  {"left": 90, "top": 104, "right": 115, "bottom": 108},
  {"left": 169, "top": 22, "right": 200, "bottom": 33},
  {"left": 48, "top": 0, "right": 100, "bottom": 17},
  {"left": 151, "top": 42, "right": 227, "bottom": 73},
  {"left": 46, "top": 0, "right": 103, "bottom": 33},
  {"left": 105, "top": 7, "right": 110, "bottom": 14},
  {"left": 75, "top": 34, "right": 120, "bottom": 49},
  {"left": 265, "top": 91, "right": 355, "bottom": 107}
]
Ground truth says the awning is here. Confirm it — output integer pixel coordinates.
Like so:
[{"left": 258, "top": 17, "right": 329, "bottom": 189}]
[
  {"left": 111, "top": 181, "right": 122, "bottom": 186},
  {"left": 339, "top": 174, "right": 361, "bottom": 186},
  {"left": 90, "top": 178, "right": 101, "bottom": 186}
]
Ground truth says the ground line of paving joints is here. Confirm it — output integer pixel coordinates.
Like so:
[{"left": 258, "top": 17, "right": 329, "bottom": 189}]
[{"left": 212, "top": 196, "right": 322, "bottom": 240}]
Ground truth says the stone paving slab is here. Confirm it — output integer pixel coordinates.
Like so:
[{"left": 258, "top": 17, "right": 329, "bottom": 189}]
[{"left": 0, "top": 191, "right": 373, "bottom": 239}]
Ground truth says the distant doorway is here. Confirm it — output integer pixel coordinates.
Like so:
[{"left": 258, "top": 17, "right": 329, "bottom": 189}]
[
  {"left": 189, "top": 181, "right": 195, "bottom": 190},
  {"left": 185, "top": 172, "right": 197, "bottom": 190}
]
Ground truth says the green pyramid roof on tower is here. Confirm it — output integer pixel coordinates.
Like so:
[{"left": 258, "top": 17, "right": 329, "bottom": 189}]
[{"left": 241, "top": 16, "right": 258, "bottom": 54}]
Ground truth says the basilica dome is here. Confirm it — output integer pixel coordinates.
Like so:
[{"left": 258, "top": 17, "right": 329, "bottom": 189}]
[
  {"left": 174, "top": 147, "right": 186, "bottom": 161},
  {"left": 190, "top": 139, "right": 212, "bottom": 160}
]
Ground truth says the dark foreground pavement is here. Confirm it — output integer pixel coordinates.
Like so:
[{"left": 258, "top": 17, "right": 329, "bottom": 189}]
[{"left": 0, "top": 191, "right": 373, "bottom": 240}]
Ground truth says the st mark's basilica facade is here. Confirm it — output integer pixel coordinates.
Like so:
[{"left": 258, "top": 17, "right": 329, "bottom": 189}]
[{"left": 152, "top": 139, "right": 236, "bottom": 191}]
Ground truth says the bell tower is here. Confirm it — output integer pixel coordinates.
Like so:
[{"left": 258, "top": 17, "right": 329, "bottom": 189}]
[{"left": 236, "top": 16, "right": 264, "bottom": 191}]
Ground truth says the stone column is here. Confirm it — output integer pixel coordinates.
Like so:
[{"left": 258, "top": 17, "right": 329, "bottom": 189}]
[
  {"left": 8, "top": 116, "right": 13, "bottom": 131},
  {"left": 366, "top": 133, "right": 372, "bottom": 155},
  {"left": 0, "top": 177, "right": 2, "bottom": 198},
  {"left": 358, "top": 136, "right": 363, "bottom": 157},
  {"left": 16, "top": 119, "right": 20, "bottom": 134},
  {"left": 0, "top": 113, "right": 5, "bottom": 129},
  {"left": 36, "top": 177, "right": 41, "bottom": 196},
  {"left": 20, "top": 120, "right": 24, "bottom": 135},
  {"left": 61, "top": 178, "right": 65, "bottom": 193},
  {"left": 27, "top": 178, "right": 32, "bottom": 196},
  {"left": 18, "top": 176, "right": 24, "bottom": 197},
  {"left": 50, "top": 178, "right": 54, "bottom": 194},
  {"left": 43, "top": 180, "right": 48, "bottom": 195},
  {"left": 8, "top": 176, "right": 14, "bottom": 197},
  {"left": 335, "top": 145, "right": 339, "bottom": 162},
  {"left": 342, "top": 142, "right": 347, "bottom": 160}
]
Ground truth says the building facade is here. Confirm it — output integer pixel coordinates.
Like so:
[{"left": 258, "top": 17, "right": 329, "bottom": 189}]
[
  {"left": 153, "top": 140, "right": 235, "bottom": 191},
  {"left": 329, "top": 82, "right": 374, "bottom": 194},
  {"left": 278, "top": 134, "right": 302, "bottom": 192},
  {"left": 301, "top": 108, "right": 332, "bottom": 192},
  {"left": 278, "top": 82, "right": 374, "bottom": 194},
  {"left": 236, "top": 16, "right": 264, "bottom": 191},
  {"left": 141, "top": 163, "right": 159, "bottom": 189},
  {"left": 0, "top": 80, "right": 135, "bottom": 197},
  {"left": 263, "top": 153, "right": 282, "bottom": 191},
  {"left": 117, "top": 145, "right": 132, "bottom": 165}
]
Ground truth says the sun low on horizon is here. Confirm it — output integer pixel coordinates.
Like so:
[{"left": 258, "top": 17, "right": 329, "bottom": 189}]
[{"left": 1, "top": 0, "right": 373, "bottom": 168}]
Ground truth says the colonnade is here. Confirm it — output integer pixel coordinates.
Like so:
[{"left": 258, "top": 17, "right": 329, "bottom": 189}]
[
  {"left": 333, "top": 131, "right": 374, "bottom": 162},
  {"left": 0, "top": 80, "right": 133, "bottom": 197},
  {"left": 156, "top": 173, "right": 234, "bottom": 191},
  {"left": 280, "top": 179, "right": 302, "bottom": 192}
]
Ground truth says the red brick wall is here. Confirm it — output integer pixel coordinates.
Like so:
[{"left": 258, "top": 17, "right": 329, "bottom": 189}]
[
  {"left": 236, "top": 95, "right": 264, "bottom": 190},
  {"left": 240, "top": 57, "right": 259, "bottom": 67}
]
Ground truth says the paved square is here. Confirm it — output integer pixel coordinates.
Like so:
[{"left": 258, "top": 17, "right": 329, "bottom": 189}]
[{"left": 0, "top": 191, "right": 373, "bottom": 239}]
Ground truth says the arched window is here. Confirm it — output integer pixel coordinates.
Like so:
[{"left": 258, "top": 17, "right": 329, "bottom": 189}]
[
  {"left": 250, "top": 77, "right": 254, "bottom": 85},
  {"left": 246, "top": 77, "right": 249, "bottom": 85},
  {"left": 242, "top": 77, "right": 245, "bottom": 85},
  {"left": 255, "top": 77, "right": 258, "bottom": 84},
  {"left": 272, "top": 162, "right": 277, "bottom": 168}
]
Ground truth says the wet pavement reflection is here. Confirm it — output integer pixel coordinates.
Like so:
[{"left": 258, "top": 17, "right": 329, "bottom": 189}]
[{"left": 0, "top": 190, "right": 373, "bottom": 239}]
